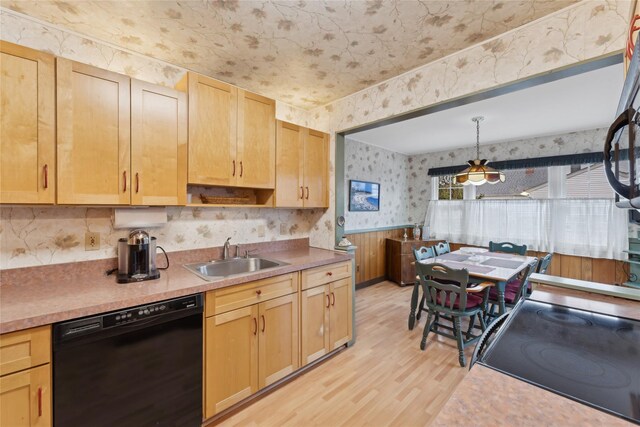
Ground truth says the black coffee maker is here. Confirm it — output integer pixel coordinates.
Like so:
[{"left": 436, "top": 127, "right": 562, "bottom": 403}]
[{"left": 117, "top": 230, "right": 167, "bottom": 283}]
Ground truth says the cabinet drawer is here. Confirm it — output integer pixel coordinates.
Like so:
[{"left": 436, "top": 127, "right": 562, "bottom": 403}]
[
  {"left": 301, "top": 261, "right": 352, "bottom": 290},
  {"left": 0, "top": 325, "right": 51, "bottom": 376},
  {"left": 206, "top": 273, "right": 298, "bottom": 316}
]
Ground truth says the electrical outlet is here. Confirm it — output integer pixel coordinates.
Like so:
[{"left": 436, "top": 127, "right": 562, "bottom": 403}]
[
  {"left": 85, "top": 232, "right": 100, "bottom": 251},
  {"left": 257, "top": 225, "right": 265, "bottom": 238},
  {"left": 280, "top": 224, "right": 287, "bottom": 235}
]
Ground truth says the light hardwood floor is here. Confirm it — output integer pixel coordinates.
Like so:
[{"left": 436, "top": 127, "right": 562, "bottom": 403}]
[{"left": 219, "top": 281, "right": 472, "bottom": 427}]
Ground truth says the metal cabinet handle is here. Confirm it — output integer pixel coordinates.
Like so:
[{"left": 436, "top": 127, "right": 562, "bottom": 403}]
[
  {"left": 43, "top": 165, "right": 48, "bottom": 189},
  {"left": 239, "top": 161, "right": 243, "bottom": 177},
  {"left": 331, "top": 292, "right": 336, "bottom": 306},
  {"left": 252, "top": 317, "right": 257, "bottom": 335},
  {"left": 37, "top": 387, "right": 42, "bottom": 417},
  {"left": 261, "top": 315, "right": 265, "bottom": 332},
  {"left": 123, "top": 171, "right": 127, "bottom": 192},
  {"left": 326, "top": 271, "right": 333, "bottom": 276},
  {"left": 232, "top": 160, "right": 236, "bottom": 177},
  {"left": 256, "top": 289, "right": 262, "bottom": 295},
  {"left": 135, "top": 172, "right": 140, "bottom": 193},
  {"left": 326, "top": 294, "right": 330, "bottom": 308},
  {"left": 305, "top": 186, "right": 309, "bottom": 199},
  {"left": 300, "top": 186, "right": 304, "bottom": 199}
]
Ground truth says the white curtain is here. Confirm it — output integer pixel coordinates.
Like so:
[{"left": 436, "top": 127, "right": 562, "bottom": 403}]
[{"left": 426, "top": 199, "right": 628, "bottom": 260}]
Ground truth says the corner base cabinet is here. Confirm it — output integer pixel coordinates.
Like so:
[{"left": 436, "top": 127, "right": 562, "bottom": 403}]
[{"left": 0, "top": 326, "right": 52, "bottom": 427}]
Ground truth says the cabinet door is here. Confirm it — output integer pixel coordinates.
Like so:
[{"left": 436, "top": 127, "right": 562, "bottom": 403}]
[
  {"left": 205, "top": 305, "right": 258, "bottom": 418},
  {"left": 56, "top": 59, "right": 130, "bottom": 204},
  {"left": 275, "top": 121, "right": 304, "bottom": 207},
  {"left": 300, "top": 285, "right": 330, "bottom": 366},
  {"left": 258, "top": 294, "right": 299, "bottom": 388},
  {"left": 185, "top": 73, "right": 237, "bottom": 186},
  {"left": 0, "top": 41, "right": 55, "bottom": 204},
  {"left": 131, "top": 80, "right": 187, "bottom": 206},
  {"left": 303, "top": 129, "right": 328, "bottom": 207},
  {"left": 329, "top": 278, "right": 353, "bottom": 349},
  {"left": 236, "top": 90, "right": 276, "bottom": 189},
  {"left": 0, "top": 364, "right": 51, "bottom": 427}
]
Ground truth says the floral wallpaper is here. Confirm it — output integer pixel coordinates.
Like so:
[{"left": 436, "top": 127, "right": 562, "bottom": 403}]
[
  {"left": 344, "top": 139, "right": 409, "bottom": 231},
  {"left": 0, "top": 0, "right": 630, "bottom": 269},
  {"left": 2, "top": 0, "right": 576, "bottom": 109},
  {"left": 309, "top": 0, "right": 630, "bottom": 132},
  {"left": 405, "top": 127, "right": 609, "bottom": 224},
  {"left": 0, "top": 206, "right": 324, "bottom": 269}
]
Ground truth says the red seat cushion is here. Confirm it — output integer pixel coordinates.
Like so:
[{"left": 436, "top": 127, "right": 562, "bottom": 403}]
[
  {"left": 435, "top": 292, "right": 483, "bottom": 309},
  {"left": 489, "top": 279, "right": 522, "bottom": 304}
]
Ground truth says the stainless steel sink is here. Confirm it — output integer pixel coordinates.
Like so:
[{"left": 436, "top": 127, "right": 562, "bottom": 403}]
[{"left": 183, "top": 257, "right": 288, "bottom": 281}]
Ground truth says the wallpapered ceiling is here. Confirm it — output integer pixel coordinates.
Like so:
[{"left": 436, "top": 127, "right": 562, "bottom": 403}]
[
  {"left": 4, "top": 0, "right": 576, "bottom": 109},
  {"left": 344, "top": 141, "right": 409, "bottom": 231}
]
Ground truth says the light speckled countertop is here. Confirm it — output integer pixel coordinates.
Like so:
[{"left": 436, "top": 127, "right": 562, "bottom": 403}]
[
  {"left": 432, "top": 286, "right": 639, "bottom": 426},
  {"left": 0, "top": 241, "right": 351, "bottom": 334}
]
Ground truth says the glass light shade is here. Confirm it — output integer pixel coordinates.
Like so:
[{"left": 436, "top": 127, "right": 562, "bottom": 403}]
[{"left": 454, "top": 159, "right": 506, "bottom": 186}]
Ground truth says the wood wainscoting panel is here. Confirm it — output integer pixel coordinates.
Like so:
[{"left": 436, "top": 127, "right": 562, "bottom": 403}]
[{"left": 346, "top": 233, "right": 624, "bottom": 287}]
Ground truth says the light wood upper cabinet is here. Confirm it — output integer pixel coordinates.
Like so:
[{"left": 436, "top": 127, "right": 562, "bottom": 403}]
[
  {"left": 304, "top": 129, "right": 329, "bottom": 208},
  {"left": 0, "top": 41, "right": 55, "bottom": 204},
  {"left": 179, "top": 73, "right": 237, "bottom": 187},
  {"left": 56, "top": 58, "right": 131, "bottom": 205},
  {"left": 178, "top": 72, "right": 275, "bottom": 189},
  {"left": 275, "top": 121, "right": 328, "bottom": 208},
  {"left": 131, "top": 80, "right": 187, "bottom": 206},
  {"left": 275, "top": 121, "right": 304, "bottom": 207},
  {"left": 236, "top": 90, "right": 276, "bottom": 189}
]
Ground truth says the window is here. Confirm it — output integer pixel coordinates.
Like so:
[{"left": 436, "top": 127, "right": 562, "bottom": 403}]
[{"left": 437, "top": 175, "right": 463, "bottom": 200}]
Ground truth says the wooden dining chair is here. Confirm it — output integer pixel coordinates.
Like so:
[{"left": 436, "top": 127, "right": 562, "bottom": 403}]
[
  {"left": 488, "top": 241, "right": 527, "bottom": 256},
  {"left": 487, "top": 258, "right": 538, "bottom": 317},
  {"left": 412, "top": 246, "right": 436, "bottom": 322},
  {"left": 433, "top": 241, "right": 451, "bottom": 256},
  {"left": 524, "top": 253, "right": 552, "bottom": 296},
  {"left": 416, "top": 262, "right": 493, "bottom": 367},
  {"left": 536, "top": 253, "right": 553, "bottom": 274}
]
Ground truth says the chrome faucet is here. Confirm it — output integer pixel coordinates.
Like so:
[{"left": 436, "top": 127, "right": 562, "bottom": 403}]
[{"left": 223, "top": 237, "right": 232, "bottom": 260}]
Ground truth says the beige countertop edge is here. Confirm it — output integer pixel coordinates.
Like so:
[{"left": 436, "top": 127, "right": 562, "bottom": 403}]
[
  {"left": 0, "top": 248, "right": 352, "bottom": 334},
  {"left": 432, "top": 365, "right": 635, "bottom": 426},
  {"left": 530, "top": 273, "right": 640, "bottom": 301}
]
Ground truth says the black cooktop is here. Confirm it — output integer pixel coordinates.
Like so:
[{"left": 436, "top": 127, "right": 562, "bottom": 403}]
[{"left": 479, "top": 299, "right": 640, "bottom": 424}]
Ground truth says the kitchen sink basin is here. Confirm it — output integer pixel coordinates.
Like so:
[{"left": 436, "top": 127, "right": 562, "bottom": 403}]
[{"left": 183, "top": 257, "right": 288, "bottom": 281}]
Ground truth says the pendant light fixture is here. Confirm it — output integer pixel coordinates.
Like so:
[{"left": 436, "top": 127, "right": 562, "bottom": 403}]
[{"left": 454, "top": 116, "right": 505, "bottom": 185}]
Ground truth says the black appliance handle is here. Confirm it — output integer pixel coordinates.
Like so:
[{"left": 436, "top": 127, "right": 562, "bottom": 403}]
[
  {"left": 603, "top": 107, "right": 637, "bottom": 200},
  {"left": 157, "top": 245, "right": 169, "bottom": 270}
]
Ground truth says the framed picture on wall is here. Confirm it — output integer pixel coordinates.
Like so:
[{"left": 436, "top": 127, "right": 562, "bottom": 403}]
[{"left": 349, "top": 180, "right": 380, "bottom": 211}]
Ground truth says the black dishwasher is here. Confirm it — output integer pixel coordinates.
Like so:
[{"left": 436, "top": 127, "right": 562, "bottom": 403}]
[{"left": 53, "top": 294, "right": 203, "bottom": 427}]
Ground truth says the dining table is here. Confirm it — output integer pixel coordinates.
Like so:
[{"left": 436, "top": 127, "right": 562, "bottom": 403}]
[{"left": 408, "top": 248, "right": 537, "bottom": 330}]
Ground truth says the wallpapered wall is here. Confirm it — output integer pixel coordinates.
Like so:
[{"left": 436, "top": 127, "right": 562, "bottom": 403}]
[
  {"left": 0, "top": 1, "right": 629, "bottom": 269},
  {"left": 344, "top": 139, "right": 410, "bottom": 230},
  {"left": 406, "top": 128, "right": 608, "bottom": 224}
]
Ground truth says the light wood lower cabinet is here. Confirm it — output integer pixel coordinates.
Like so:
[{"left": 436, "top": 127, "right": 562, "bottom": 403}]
[
  {"left": 0, "top": 325, "right": 52, "bottom": 427},
  {"left": 204, "top": 284, "right": 299, "bottom": 418},
  {"left": 0, "top": 365, "right": 51, "bottom": 427},
  {"left": 301, "top": 277, "right": 353, "bottom": 366}
]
